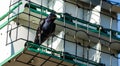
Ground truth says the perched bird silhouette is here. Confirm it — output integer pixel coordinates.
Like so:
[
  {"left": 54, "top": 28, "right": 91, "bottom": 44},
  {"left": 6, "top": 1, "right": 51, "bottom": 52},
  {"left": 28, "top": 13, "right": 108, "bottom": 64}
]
[{"left": 34, "top": 13, "right": 57, "bottom": 45}]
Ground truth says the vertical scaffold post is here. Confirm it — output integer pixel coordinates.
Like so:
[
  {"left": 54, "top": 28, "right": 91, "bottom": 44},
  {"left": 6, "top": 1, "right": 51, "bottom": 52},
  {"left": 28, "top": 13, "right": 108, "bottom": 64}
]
[
  {"left": 6, "top": 0, "right": 12, "bottom": 46},
  {"left": 39, "top": 0, "right": 43, "bottom": 45},
  {"left": 63, "top": 0, "right": 66, "bottom": 57},
  {"left": 109, "top": 3, "right": 113, "bottom": 66},
  {"left": 86, "top": 0, "right": 92, "bottom": 65},
  {"left": 97, "top": 0, "right": 103, "bottom": 63},
  {"left": 51, "top": 0, "right": 55, "bottom": 54},
  {"left": 75, "top": 0, "right": 79, "bottom": 60},
  {"left": 15, "top": 0, "right": 21, "bottom": 40},
  {"left": 26, "top": 0, "right": 31, "bottom": 42}
]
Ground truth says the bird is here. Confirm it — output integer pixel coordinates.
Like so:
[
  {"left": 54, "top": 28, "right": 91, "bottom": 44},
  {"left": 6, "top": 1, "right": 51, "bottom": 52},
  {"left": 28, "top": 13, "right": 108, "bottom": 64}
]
[{"left": 34, "top": 13, "right": 57, "bottom": 45}]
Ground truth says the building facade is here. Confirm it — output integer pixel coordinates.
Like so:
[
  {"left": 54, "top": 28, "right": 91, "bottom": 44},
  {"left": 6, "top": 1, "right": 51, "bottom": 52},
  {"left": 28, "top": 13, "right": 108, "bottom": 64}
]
[{"left": 0, "top": 0, "right": 120, "bottom": 66}]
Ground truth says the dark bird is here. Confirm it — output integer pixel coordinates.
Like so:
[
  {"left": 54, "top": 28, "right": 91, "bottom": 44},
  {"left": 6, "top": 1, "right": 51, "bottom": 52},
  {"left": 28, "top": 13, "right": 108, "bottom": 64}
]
[
  {"left": 34, "top": 13, "right": 57, "bottom": 45},
  {"left": 61, "top": 13, "right": 73, "bottom": 22},
  {"left": 97, "top": 26, "right": 107, "bottom": 33}
]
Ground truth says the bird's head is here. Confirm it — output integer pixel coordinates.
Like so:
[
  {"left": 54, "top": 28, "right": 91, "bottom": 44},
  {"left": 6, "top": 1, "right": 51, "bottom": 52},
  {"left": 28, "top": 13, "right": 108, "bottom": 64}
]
[{"left": 48, "top": 13, "right": 57, "bottom": 21}]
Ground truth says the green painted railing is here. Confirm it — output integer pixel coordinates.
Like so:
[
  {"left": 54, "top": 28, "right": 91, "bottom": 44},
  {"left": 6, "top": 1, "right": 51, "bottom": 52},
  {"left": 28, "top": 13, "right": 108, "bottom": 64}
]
[
  {"left": 0, "top": 1, "right": 22, "bottom": 21},
  {"left": 0, "top": 1, "right": 23, "bottom": 30},
  {"left": 0, "top": 15, "right": 16, "bottom": 29},
  {"left": 25, "top": 1, "right": 120, "bottom": 41},
  {"left": 26, "top": 41, "right": 104, "bottom": 66},
  {"left": 0, "top": 48, "right": 24, "bottom": 66}
]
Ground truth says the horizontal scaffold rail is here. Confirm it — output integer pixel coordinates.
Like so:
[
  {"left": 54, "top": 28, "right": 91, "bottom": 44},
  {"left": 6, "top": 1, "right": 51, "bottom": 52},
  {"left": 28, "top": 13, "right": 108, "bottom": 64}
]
[
  {"left": 0, "top": 1, "right": 22, "bottom": 21},
  {"left": 25, "top": 41, "right": 104, "bottom": 66},
  {"left": 0, "top": 1, "right": 23, "bottom": 30},
  {"left": 0, "top": 40, "right": 105, "bottom": 66},
  {"left": 25, "top": 1, "right": 120, "bottom": 41}
]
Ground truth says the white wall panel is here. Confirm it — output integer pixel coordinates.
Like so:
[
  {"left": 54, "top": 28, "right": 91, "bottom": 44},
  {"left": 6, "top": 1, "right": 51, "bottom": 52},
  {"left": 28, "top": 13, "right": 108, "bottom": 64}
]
[{"left": 64, "top": 2, "right": 77, "bottom": 17}]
